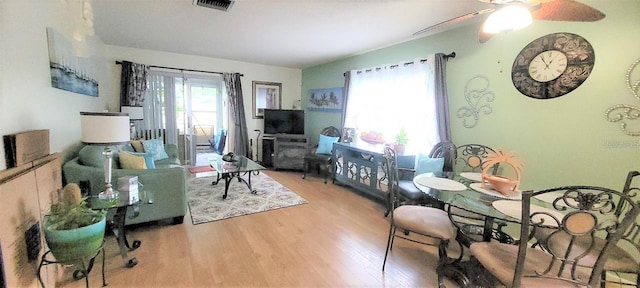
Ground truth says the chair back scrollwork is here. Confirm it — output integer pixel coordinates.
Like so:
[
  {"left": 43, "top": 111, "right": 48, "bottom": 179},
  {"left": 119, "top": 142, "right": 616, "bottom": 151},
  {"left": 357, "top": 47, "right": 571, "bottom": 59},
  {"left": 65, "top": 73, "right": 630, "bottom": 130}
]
[
  {"left": 455, "top": 144, "right": 497, "bottom": 173},
  {"left": 515, "top": 185, "right": 640, "bottom": 287}
]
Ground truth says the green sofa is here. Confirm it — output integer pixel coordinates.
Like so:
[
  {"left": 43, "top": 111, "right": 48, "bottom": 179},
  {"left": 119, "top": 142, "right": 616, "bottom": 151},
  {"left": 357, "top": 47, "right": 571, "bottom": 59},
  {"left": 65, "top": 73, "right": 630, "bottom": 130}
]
[{"left": 63, "top": 143, "right": 188, "bottom": 225}]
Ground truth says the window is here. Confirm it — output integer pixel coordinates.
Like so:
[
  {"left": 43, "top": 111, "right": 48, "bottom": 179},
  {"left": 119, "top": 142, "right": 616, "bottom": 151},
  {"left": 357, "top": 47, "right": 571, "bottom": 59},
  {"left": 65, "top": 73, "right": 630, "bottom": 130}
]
[{"left": 344, "top": 57, "right": 440, "bottom": 154}]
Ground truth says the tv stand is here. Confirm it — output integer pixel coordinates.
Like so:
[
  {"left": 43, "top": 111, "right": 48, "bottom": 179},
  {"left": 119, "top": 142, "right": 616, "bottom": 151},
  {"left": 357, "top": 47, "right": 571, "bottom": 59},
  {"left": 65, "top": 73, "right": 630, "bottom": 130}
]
[{"left": 263, "top": 134, "right": 308, "bottom": 171}]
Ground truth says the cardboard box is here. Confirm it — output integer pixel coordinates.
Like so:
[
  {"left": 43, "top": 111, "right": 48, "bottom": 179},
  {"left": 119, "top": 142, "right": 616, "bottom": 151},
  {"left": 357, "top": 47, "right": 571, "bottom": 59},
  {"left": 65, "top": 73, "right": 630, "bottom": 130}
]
[{"left": 3, "top": 129, "right": 50, "bottom": 168}]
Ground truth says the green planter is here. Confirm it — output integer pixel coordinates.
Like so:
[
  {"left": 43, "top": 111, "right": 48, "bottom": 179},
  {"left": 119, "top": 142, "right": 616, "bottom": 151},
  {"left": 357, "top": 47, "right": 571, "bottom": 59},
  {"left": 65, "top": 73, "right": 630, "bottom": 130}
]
[{"left": 43, "top": 215, "right": 106, "bottom": 264}]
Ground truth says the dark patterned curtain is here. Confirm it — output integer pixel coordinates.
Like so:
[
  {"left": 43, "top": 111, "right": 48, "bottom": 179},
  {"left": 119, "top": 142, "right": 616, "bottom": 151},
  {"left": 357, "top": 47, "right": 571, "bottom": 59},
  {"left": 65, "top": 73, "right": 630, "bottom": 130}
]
[
  {"left": 120, "top": 61, "right": 149, "bottom": 106},
  {"left": 223, "top": 73, "right": 250, "bottom": 157},
  {"left": 434, "top": 53, "right": 451, "bottom": 141},
  {"left": 340, "top": 71, "right": 351, "bottom": 130}
]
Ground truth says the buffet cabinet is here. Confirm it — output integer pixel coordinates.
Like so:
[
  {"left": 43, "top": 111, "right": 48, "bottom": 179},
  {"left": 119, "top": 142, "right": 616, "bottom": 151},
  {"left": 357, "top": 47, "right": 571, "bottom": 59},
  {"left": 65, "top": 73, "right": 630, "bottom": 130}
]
[{"left": 332, "top": 142, "right": 388, "bottom": 201}]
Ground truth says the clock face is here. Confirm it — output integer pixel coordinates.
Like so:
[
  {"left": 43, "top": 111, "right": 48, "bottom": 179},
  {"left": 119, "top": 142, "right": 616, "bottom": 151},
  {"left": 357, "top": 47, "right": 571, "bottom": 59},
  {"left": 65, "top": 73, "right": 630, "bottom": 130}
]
[
  {"left": 512, "top": 33, "right": 595, "bottom": 99},
  {"left": 528, "top": 50, "right": 567, "bottom": 82}
]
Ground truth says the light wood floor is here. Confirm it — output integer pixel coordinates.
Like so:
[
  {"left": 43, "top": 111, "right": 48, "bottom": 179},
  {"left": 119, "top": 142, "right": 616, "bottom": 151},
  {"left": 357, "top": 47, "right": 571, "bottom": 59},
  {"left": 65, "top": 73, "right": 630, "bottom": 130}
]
[{"left": 57, "top": 170, "right": 460, "bottom": 287}]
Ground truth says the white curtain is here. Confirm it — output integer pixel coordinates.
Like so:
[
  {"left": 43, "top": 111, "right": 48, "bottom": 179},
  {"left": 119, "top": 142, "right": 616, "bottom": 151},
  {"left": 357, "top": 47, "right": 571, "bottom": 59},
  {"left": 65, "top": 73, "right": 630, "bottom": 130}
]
[
  {"left": 144, "top": 73, "right": 179, "bottom": 145},
  {"left": 344, "top": 55, "right": 440, "bottom": 154}
]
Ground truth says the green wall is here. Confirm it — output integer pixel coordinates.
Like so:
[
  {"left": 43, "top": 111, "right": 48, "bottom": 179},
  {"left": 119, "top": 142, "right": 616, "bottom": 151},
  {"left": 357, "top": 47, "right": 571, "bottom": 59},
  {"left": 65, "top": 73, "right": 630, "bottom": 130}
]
[{"left": 302, "top": 1, "right": 640, "bottom": 190}]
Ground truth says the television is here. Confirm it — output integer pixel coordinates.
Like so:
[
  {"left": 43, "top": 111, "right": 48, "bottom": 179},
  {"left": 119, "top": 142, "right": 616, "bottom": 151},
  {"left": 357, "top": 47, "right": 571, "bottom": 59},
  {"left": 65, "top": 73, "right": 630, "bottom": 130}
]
[{"left": 264, "top": 109, "right": 305, "bottom": 135}]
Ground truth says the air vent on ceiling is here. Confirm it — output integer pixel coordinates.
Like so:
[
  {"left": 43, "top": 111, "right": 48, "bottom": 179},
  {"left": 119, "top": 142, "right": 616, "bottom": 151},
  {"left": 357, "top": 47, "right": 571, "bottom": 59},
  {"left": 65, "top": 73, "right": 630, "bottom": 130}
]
[{"left": 193, "top": 0, "right": 234, "bottom": 12}]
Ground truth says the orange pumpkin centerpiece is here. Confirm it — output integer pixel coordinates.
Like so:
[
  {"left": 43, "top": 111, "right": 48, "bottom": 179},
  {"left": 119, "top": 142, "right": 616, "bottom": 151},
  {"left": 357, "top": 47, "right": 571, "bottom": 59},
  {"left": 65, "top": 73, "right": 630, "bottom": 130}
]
[{"left": 480, "top": 150, "right": 523, "bottom": 196}]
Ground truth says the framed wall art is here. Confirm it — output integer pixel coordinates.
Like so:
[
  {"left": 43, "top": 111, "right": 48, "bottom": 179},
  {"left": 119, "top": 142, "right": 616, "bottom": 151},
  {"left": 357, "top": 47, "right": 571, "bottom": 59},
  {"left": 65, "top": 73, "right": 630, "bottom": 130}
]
[
  {"left": 46, "top": 27, "right": 99, "bottom": 97},
  {"left": 307, "top": 87, "right": 344, "bottom": 112},
  {"left": 252, "top": 81, "right": 282, "bottom": 119}
]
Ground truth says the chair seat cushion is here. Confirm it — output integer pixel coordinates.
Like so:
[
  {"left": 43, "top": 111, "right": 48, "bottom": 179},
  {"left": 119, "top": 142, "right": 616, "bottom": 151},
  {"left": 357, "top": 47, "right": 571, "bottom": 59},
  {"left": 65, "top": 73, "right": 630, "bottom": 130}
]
[
  {"left": 398, "top": 180, "right": 424, "bottom": 200},
  {"left": 393, "top": 205, "right": 456, "bottom": 240},
  {"left": 470, "top": 242, "right": 590, "bottom": 287},
  {"left": 535, "top": 228, "right": 639, "bottom": 273}
]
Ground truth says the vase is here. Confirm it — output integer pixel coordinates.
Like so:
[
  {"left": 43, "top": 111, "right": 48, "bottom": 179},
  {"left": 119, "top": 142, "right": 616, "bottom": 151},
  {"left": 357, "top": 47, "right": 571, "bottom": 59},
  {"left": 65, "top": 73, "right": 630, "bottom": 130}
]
[{"left": 43, "top": 215, "right": 106, "bottom": 264}]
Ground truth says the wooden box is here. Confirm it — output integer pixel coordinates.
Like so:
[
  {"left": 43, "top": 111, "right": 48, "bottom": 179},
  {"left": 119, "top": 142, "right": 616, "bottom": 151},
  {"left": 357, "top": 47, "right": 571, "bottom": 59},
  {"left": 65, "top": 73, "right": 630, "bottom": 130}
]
[{"left": 3, "top": 130, "right": 50, "bottom": 168}]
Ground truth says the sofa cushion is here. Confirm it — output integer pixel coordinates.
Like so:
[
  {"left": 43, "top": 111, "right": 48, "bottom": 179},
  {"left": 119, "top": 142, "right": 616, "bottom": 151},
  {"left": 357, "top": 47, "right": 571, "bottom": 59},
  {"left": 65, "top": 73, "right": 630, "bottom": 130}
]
[
  {"left": 120, "top": 151, "right": 148, "bottom": 169},
  {"left": 78, "top": 145, "right": 119, "bottom": 168},
  {"left": 142, "top": 139, "right": 169, "bottom": 161}
]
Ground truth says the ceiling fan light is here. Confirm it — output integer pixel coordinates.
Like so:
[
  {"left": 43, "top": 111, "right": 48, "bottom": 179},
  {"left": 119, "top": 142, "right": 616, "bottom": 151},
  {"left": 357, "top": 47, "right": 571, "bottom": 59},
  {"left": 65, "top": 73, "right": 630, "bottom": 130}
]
[{"left": 483, "top": 5, "right": 533, "bottom": 34}]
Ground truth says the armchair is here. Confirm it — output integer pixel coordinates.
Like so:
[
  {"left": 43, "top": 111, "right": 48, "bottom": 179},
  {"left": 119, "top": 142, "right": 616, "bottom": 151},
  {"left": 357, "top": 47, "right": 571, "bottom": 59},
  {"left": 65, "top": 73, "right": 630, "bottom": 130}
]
[{"left": 302, "top": 126, "right": 340, "bottom": 183}]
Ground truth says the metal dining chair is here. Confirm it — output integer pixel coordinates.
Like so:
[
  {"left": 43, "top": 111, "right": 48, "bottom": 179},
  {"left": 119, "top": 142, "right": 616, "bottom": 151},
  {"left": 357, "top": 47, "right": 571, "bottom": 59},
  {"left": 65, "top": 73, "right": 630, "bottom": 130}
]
[
  {"left": 533, "top": 170, "right": 640, "bottom": 287},
  {"left": 448, "top": 143, "right": 513, "bottom": 246},
  {"left": 382, "top": 145, "right": 461, "bottom": 288},
  {"left": 470, "top": 185, "right": 640, "bottom": 287},
  {"left": 385, "top": 140, "right": 456, "bottom": 216}
]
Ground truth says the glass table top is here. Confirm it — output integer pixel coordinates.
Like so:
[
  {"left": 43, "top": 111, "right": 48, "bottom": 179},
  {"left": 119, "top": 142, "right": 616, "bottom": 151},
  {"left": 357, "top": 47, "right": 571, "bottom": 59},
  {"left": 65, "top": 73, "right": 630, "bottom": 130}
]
[
  {"left": 209, "top": 154, "right": 265, "bottom": 174},
  {"left": 88, "top": 189, "right": 150, "bottom": 210},
  {"left": 413, "top": 172, "right": 557, "bottom": 224}
]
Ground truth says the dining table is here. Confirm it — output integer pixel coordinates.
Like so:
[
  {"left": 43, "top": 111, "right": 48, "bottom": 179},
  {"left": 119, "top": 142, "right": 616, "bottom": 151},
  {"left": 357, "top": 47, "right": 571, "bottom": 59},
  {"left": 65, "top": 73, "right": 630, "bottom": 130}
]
[
  {"left": 411, "top": 172, "right": 566, "bottom": 287},
  {"left": 412, "top": 172, "right": 565, "bottom": 241}
]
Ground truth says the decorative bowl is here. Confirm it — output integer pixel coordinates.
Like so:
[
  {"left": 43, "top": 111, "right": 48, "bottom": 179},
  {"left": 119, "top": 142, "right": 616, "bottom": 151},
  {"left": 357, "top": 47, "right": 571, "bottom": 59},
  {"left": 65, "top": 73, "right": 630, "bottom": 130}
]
[
  {"left": 483, "top": 174, "right": 518, "bottom": 196},
  {"left": 222, "top": 152, "right": 238, "bottom": 162}
]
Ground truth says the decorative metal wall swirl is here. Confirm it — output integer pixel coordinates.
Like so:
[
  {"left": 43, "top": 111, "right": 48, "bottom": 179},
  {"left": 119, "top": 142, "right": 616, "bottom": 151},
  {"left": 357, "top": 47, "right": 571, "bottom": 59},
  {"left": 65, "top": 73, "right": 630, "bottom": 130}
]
[
  {"left": 457, "top": 75, "right": 495, "bottom": 128},
  {"left": 605, "top": 57, "right": 640, "bottom": 136}
]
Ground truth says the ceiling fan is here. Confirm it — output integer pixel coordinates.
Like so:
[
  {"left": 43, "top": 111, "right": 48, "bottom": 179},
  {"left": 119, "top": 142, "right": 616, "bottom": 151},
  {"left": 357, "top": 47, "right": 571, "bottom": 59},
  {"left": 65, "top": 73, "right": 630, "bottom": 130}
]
[{"left": 414, "top": 0, "right": 605, "bottom": 43}]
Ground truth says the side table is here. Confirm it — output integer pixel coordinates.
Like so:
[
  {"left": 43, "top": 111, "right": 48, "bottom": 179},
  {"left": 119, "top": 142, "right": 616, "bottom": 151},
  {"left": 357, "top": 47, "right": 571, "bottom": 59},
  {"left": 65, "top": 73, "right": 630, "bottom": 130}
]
[{"left": 89, "top": 189, "right": 151, "bottom": 268}]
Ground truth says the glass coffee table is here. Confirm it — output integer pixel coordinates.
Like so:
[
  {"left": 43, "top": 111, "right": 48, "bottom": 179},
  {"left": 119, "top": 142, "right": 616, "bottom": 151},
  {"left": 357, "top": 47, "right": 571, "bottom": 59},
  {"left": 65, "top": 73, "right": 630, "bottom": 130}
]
[{"left": 209, "top": 154, "right": 266, "bottom": 199}]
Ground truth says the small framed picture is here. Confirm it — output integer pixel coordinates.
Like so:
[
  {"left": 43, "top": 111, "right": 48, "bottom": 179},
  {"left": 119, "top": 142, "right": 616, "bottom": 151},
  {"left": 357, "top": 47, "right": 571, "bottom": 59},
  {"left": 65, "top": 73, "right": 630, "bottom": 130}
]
[{"left": 252, "top": 81, "right": 282, "bottom": 119}]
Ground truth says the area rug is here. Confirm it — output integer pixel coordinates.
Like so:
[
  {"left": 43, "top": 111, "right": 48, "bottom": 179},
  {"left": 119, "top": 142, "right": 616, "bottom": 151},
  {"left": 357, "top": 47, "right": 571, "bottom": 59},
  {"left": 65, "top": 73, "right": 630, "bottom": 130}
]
[
  {"left": 187, "top": 172, "right": 308, "bottom": 224},
  {"left": 188, "top": 166, "right": 215, "bottom": 174}
]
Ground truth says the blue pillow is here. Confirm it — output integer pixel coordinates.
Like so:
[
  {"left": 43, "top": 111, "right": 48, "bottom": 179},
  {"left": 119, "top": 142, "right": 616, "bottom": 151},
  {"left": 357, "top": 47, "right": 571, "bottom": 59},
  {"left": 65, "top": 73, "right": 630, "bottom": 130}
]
[
  {"left": 316, "top": 134, "right": 339, "bottom": 155},
  {"left": 141, "top": 139, "right": 169, "bottom": 161},
  {"left": 415, "top": 153, "right": 445, "bottom": 175},
  {"left": 128, "top": 151, "right": 156, "bottom": 169}
]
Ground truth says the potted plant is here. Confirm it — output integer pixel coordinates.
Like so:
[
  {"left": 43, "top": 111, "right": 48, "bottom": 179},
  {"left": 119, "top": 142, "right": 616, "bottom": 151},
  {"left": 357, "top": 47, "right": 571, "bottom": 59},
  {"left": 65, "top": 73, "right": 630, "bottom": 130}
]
[
  {"left": 394, "top": 128, "right": 409, "bottom": 155},
  {"left": 43, "top": 183, "right": 106, "bottom": 264}
]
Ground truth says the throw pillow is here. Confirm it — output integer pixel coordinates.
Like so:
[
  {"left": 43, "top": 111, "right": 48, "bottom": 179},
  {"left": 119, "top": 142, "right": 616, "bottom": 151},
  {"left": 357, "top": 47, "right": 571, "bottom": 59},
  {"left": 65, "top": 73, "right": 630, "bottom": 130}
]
[
  {"left": 130, "top": 140, "right": 144, "bottom": 152},
  {"left": 415, "top": 153, "right": 445, "bottom": 175},
  {"left": 142, "top": 139, "right": 169, "bottom": 161},
  {"left": 316, "top": 134, "right": 340, "bottom": 155},
  {"left": 128, "top": 151, "right": 155, "bottom": 169},
  {"left": 119, "top": 151, "right": 147, "bottom": 169}
]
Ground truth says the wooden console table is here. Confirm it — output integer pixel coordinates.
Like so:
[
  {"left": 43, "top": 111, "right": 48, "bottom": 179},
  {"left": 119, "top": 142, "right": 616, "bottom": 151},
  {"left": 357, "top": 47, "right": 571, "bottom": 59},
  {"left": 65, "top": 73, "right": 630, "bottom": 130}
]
[{"left": 332, "top": 142, "right": 388, "bottom": 201}]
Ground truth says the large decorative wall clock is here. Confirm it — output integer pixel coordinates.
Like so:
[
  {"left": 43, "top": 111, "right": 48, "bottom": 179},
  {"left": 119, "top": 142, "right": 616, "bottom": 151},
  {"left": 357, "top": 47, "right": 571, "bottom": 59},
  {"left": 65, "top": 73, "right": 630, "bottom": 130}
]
[{"left": 511, "top": 32, "right": 595, "bottom": 99}]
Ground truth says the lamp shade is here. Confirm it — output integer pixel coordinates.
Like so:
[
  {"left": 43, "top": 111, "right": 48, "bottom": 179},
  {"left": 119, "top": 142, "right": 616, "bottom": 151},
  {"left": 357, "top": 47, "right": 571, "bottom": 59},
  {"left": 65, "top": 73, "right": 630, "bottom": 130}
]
[
  {"left": 80, "top": 112, "right": 131, "bottom": 144},
  {"left": 121, "top": 106, "right": 144, "bottom": 120}
]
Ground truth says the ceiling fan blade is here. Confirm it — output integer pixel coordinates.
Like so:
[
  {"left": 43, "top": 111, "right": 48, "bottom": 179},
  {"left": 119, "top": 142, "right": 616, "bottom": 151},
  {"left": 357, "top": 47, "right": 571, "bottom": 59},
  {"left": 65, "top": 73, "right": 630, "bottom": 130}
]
[
  {"left": 532, "top": 0, "right": 605, "bottom": 21},
  {"left": 413, "top": 8, "right": 494, "bottom": 36}
]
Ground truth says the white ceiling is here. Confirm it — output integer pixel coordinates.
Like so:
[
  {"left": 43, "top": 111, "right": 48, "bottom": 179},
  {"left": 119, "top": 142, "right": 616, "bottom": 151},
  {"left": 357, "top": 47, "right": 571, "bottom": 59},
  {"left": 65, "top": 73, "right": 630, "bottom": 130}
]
[{"left": 94, "top": 0, "right": 492, "bottom": 69}]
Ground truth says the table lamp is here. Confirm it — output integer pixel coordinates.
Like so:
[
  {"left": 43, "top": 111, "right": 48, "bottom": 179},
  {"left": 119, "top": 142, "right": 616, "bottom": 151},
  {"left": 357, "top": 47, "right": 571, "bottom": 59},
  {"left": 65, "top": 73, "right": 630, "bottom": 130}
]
[
  {"left": 80, "top": 112, "right": 130, "bottom": 200},
  {"left": 121, "top": 106, "right": 144, "bottom": 139}
]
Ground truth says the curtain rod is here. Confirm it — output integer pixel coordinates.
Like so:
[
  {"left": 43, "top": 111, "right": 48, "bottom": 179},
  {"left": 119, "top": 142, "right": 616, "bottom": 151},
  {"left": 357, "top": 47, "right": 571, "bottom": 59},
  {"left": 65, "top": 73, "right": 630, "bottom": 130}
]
[
  {"left": 115, "top": 61, "right": 244, "bottom": 77},
  {"left": 344, "top": 52, "right": 456, "bottom": 76}
]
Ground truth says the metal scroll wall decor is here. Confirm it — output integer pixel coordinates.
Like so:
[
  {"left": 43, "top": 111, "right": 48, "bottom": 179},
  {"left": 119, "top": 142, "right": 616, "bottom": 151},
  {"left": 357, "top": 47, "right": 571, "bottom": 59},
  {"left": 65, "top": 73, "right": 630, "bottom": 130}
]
[
  {"left": 605, "top": 57, "right": 640, "bottom": 136},
  {"left": 457, "top": 75, "right": 495, "bottom": 128}
]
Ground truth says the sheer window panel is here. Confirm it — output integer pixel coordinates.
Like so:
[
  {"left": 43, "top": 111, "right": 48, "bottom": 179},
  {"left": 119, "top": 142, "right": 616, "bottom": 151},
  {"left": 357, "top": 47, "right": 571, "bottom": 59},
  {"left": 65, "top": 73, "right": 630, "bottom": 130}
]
[{"left": 344, "top": 56, "right": 440, "bottom": 155}]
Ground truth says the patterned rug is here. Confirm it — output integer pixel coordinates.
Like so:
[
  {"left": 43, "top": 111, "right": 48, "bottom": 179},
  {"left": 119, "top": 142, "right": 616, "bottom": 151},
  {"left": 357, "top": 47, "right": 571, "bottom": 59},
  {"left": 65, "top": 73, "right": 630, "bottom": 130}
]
[{"left": 187, "top": 172, "right": 308, "bottom": 224}]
